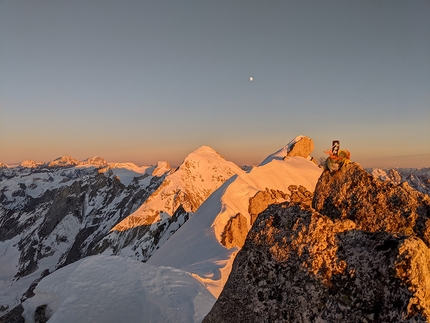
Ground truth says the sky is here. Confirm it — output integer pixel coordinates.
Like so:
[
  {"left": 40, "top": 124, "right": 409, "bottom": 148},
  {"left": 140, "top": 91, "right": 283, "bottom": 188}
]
[{"left": 1, "top": 0, "right": 429, "bottom": 168}]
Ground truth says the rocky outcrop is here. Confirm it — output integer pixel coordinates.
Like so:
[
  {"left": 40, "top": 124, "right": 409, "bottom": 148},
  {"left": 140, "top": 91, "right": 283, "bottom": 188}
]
[
  {"left": 286, "top": 135, "right": 314, "bottom": 158},
  {"left": 247, "top": 185, "right": 311, "bottom": 225},
  {"left": 248, "top": 189, "right": 288, "bottom": 225},
  {"left": 220, "top": 213, "right": 248, "bottom": 249},
  {"left": 204, "top": 162, "right": 430, "bottom": 322},
  {"left": 0, "top": 305, "right": 24, "bottom": 323},
  {"left": 314, "top": 162, "right": 430, "bottom": 245},
  {"left": 258, "top": 135, "right": 315, "bottom": 166}
]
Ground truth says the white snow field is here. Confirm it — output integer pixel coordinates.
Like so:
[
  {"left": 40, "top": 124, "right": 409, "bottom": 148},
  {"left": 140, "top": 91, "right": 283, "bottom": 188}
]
[{"left": 22, "top": 255, "right": 216, "bottom": 323}]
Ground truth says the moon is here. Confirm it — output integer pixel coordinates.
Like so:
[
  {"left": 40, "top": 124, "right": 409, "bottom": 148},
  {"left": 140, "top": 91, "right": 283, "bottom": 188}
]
[{"left": 249, "top": 76, "right": 253, "bottom": 81}]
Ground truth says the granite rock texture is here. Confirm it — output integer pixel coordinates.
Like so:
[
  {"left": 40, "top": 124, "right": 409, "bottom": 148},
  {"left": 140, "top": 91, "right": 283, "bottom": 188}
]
[{"left": 204, "top": 163, "right": 430, "bottom": 322}]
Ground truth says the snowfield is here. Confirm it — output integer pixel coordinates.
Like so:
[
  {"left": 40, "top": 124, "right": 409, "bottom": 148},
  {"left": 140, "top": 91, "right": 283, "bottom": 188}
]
[{"left": 22, "top": 255, "right": 216, "bottom": 323}]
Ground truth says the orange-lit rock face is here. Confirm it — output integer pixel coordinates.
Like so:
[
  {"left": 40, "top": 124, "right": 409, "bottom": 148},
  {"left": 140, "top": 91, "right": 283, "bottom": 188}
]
[
  {"left": 313, "top": 163, "right": 430, "bottom": 243},
  {"left": 204, "top": 163, "right": 430, "bottom": 323}
]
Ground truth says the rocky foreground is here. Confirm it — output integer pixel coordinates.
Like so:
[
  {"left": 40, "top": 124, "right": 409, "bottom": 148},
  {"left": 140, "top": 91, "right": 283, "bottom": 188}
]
[{"left": 204, "top": 162, "right": 430, "bottom": 322}]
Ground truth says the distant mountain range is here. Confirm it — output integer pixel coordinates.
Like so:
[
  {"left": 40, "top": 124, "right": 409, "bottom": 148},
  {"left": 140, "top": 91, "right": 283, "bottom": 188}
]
[{"left": 1, "top": 136, "right": 429, "bottom": 322}]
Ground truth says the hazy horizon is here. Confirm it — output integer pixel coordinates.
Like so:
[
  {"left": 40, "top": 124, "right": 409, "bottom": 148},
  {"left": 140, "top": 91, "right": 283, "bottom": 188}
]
[
  {"left": 2, "top": 140, "right": 429, "bottom": 170},
  {"left": 1, "top": 0, "right": 429, "bottom": 168}
]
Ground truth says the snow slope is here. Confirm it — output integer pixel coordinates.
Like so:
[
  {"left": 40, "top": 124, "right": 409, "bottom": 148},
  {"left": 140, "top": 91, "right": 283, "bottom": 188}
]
[
  {"left": 148, "top": 155, "right": 322, "bottom": 297},
  {"left": 22, "top": 255, "right": 216, "bottom": 323}
]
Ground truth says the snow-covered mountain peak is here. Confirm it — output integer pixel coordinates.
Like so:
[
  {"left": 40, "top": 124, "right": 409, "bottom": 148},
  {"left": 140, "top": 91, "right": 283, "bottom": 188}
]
[
  {"left": 46, "top": 156, "right": 111, "bottom": 169},
  {"left": 95, "top": 147, "right": 247, "bottom": 264},
  {"left": 82, "top": 156, "right": 108, "bottom": 167},
  {"left": 188, "top": 145, "right": 222, "bottom": 158},
  {"left": 109, "top": 148, "right": 244, "bottom": 234},
  {"left": 47, "top": 155, "right": 80, "bottom": 167},
  {"left": 19, "top": 160, "right": 45, "bottom": 168}
]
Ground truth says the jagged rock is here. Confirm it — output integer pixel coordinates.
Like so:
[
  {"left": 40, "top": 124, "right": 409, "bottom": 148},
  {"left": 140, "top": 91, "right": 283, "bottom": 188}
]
[
  {"left": 289, "top": 184, "right": 313, "bottom": 206},
  {"left": 204, "top": 163, "right": 430, "bottom": 322},
  {"left": 34, "top": 305, "right": 48, "bottom": 323},
  {"left": 286, "top": 136, "right": 314, "bottom": 158},
  {"left": 220, "top": 213, "right": 248, "bottom": 248},
  {"left": 0, "top": 305, "right": 24, "bottom": 323},
  {"left": 313, "top": 162, "right": 430, "bottom": 245},
  {"left": 248, "top": 190, "right": 280, "bottom": 225},
  {"left": 259, "top": 135, "right": 315, "bottom": 166},
  {"left": 248, "top": 188, "right": 289, "bottom": 224}
]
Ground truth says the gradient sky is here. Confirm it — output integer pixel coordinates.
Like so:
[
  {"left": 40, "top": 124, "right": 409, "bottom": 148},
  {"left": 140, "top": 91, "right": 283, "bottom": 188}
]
[{"left": 1, "top": 0, "right": 429, "bottom": 168}]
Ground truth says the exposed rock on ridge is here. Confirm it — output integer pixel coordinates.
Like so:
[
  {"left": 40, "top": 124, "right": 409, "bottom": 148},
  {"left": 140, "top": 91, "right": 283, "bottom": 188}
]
[
  {"left": 285, "top": 135, "right": 314, "bottom": 158},
  {"left": 314, "top": 162, "right": 430, "bottom": 245},
  {"left": 204, "top": 162, "right": 430, "bottom": 323},
  {"left": 259, "top": 135, "right": 314, "bottom": 166}
]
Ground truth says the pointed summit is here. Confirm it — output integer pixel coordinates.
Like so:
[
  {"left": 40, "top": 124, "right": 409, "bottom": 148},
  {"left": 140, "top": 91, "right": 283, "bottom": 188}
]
[
  {"left": 189, "top": 145, "right": 222, "bottom": 158},
  {"left": 110, "top": 147, "right": 244, "bottom": 232},
  {"left": 95, "top": 146, "right": 245, "bottom": 262}
]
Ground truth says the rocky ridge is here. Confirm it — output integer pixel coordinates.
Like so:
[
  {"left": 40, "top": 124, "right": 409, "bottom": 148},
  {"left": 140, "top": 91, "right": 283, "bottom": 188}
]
[{"left": 204, "top": 162, "right": 430, "bottom": 322}]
